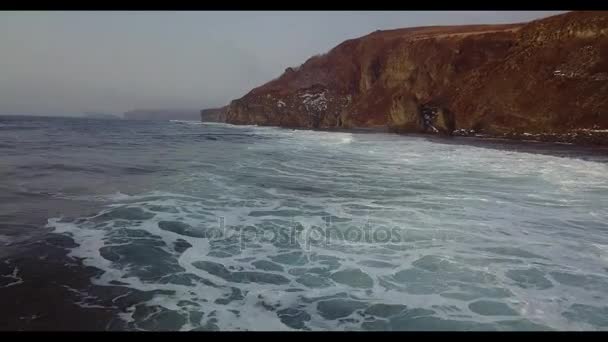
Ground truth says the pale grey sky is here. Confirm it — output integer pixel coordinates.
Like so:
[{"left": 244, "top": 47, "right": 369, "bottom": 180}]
[{"left": 0, "top": 11, "right": 566, "bottom": 116}]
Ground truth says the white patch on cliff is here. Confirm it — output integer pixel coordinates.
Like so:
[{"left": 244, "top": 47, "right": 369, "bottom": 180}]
[
  {"left": 578, "top": 128, "right": 608, "bottom": 133},
  {"left": 277, "top": 100, "right": 286, "bottom": 108},
  {"left": 300, "top": 92, "right": 327, "bottom": 113}
]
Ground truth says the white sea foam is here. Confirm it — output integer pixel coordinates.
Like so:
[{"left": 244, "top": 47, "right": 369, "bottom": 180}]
[
  {"left": 45, "top": 124, "right": 608, "bottom": 331},
  {"left": 1, "top": 264, "right": 24, "bottom": 288}
]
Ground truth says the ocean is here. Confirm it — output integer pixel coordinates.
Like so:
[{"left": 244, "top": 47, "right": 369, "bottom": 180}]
[{"left": 1, "top": 115, "right": 608, "bottom": 331}]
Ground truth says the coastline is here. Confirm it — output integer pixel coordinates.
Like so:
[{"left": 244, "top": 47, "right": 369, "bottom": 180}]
[
  {"left": 219, "top": 12, "right": 608, "bottom": 150},
  {"left": 208, "top": 121, "right": 608, "bottom": 158}
]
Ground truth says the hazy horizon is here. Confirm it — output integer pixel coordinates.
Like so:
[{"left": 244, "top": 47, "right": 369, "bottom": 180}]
[{"left": 1, "top": 11, "right": 566, "bottom": 116}]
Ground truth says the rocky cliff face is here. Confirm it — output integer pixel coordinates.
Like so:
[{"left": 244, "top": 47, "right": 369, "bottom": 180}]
[
  {"left": 222, "top": 11, "right": 608, "bottom": 144},
  {"left": 200, "top": 107, "right": 227, "bottom": 122}
]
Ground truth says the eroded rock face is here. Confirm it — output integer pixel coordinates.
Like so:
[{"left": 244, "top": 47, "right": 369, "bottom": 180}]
[
  {"left": 200, "top": 107, "right": 227, "bottom": 122},
  {"left": 219, "top": 11, "right": 608, "bottom": 141},
  {"left": 226, "top": 84, "right": 352, "bottom": 128}
]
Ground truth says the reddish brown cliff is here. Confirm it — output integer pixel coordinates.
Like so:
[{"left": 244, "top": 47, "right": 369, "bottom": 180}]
[{"left": 223, "top": 11, "right": 608, "bottom": 144}]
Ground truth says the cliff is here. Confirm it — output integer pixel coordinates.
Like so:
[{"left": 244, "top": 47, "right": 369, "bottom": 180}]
[
  {"left": 123, "top": 109, "right": 200, "bottom": 121},
  {"left": 200, "top": 107, "right": 227, "bottom": 122},
  {"left": 223, "top": 11, "right": 608, "bottom": 145}
]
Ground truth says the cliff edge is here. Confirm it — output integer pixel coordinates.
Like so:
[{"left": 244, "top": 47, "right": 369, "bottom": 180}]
[{"left": 221, "top": 11, "right": 608, "bottom": 145}]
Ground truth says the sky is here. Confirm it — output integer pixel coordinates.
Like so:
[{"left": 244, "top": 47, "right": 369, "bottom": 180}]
[{"left": 0, "top": 11, "right": 566, "bottom": 116}]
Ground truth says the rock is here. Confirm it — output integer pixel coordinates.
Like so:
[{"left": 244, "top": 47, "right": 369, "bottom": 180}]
[{"left": 219, "top": 11, "right": 608, "bottom": 146}]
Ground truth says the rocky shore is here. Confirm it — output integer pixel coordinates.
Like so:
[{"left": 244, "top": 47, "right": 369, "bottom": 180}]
[
  {"left": 203, "top": 11, "right": 608, "bottom": 147},
  {"left": 454, "top": 128, "right": 608, "bottom": 146}
]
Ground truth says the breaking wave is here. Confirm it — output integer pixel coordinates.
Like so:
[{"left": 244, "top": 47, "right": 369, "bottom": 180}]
[{"left": 28, "top": 120, "right": 608, "bottom": 330}]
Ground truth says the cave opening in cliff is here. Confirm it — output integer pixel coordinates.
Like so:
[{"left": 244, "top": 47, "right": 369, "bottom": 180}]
[{"left": 420, "top": 105, "right": 440, "bottom": 133}]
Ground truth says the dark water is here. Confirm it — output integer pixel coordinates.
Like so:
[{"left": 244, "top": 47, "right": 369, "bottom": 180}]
[{"left": 1, "top": 115, "right": 608, "bottom": 331}]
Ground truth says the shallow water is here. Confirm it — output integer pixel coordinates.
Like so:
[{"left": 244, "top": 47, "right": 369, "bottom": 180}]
[{"left": 1, "top": 116, "right": 608, "bottom": 330}]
